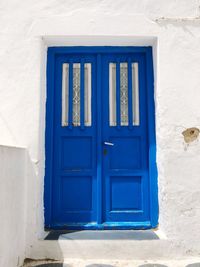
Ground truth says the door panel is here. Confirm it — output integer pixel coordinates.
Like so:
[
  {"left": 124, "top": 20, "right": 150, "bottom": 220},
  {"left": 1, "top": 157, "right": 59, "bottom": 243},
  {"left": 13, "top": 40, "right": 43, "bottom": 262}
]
[
  {"left": 52, "top": 55, "right": 97, "bottom": 224},
  {"left": 102, "top": 54, "right": 150, "bottom": 223},
  {"left": 109, "top": 136, "right": 141, "bottom": 169}
]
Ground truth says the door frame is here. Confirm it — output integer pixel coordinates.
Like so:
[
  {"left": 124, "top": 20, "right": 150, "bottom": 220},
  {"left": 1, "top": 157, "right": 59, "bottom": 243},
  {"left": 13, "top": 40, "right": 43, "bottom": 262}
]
[{"left": 44, "top": 46, "right": 158, "bottom": 230}]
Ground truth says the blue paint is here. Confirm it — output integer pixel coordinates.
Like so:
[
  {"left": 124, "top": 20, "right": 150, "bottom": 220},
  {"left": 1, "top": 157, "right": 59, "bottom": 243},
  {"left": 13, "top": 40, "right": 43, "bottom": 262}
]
[
  {"left": 44, "top": 46, "right": 158, "bottom": 230},
  {"left": 146, "top": 48, "right": 159, "bottom": 227},
  {"left": 45, "top": 221, "right": 152, "bottom": 230},
  {"left": 96, "top": 54, "right": 103, "bottom": 224},
  {"left": 101, "top": 52, "right": 150, "bottom": 223}
]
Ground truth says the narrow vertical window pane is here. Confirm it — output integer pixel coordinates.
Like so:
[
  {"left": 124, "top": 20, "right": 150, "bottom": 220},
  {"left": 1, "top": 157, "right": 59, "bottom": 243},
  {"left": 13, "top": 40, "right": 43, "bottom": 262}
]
[
  {"left": 73, "top": 63, "right": 81, "bottom": 126},
  {"left": 62, "top": 62, "right": 92, "bottom": 127},
  {"left": 120, "top": 62, "right": 128, "bottom": 126},
  {"left": 62, "top": 63, "right": 69, "bottom": 126},
  {"left": 84, "top": 63, "right": 92, "bottom": 126},
  {"left": 109, "top": 63, "right": 116, "bottom": 126},
  {"left": 132, "top": 63, "right": 139, "bottom": 125}
]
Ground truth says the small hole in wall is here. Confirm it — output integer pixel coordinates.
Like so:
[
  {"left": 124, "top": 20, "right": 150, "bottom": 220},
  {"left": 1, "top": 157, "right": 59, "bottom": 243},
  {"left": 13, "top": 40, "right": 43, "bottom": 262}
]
[{"left": 182, "top": 127, "right": 200, "bottom": 143}]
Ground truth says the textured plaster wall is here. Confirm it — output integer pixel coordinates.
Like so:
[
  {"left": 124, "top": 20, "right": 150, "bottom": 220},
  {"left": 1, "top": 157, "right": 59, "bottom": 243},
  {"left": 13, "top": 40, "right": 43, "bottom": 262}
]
[
  {"left": 0, "top": 146, "right": 26, "bottom": 267},
  {"left": 1, "top": 0, "right": 200, "bottom": 262}
]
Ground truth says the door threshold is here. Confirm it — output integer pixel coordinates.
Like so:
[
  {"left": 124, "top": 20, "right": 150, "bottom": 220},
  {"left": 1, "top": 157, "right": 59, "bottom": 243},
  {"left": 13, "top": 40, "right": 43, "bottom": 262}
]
[
  {"left": 45, "top": 221, "right": 152, "bottom": 231},
  {"left": 45, "top": 228, "right": 160, "bottom": 241}
]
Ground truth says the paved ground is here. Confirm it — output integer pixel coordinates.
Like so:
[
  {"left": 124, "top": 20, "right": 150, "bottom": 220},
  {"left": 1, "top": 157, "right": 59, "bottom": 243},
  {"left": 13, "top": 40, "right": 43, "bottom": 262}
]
[{"left": 23, "top": 259, "right": 200, "bottom": 267}]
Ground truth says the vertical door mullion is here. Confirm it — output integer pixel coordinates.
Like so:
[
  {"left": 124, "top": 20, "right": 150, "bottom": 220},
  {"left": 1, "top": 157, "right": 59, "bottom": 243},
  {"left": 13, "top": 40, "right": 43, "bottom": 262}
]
[
  {"left": 68, "top": 62, "right": 73, "bottom": 129},
  {"left": 80, "top": 61, "right": 85, "bottom": 129},
  {"left": 96, "top": 54, "right": 103, "bottom": 224},
  {"left": 128, "top": 59, "right": 133, "bottom": 129},
  {"left": 116, "top": 61, "right": 121, "bottom": 128}
]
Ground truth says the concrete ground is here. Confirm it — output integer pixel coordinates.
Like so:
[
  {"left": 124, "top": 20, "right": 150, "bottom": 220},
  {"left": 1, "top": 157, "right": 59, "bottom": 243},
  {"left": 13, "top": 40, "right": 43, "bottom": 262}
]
[{"left": 23, "top": 259, "right": 200, "bottom": 267}]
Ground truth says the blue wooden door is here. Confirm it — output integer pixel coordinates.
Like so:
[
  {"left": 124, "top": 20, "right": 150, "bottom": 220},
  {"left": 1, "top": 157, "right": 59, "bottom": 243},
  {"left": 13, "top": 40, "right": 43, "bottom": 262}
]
[
  {"left": 51, "top": 54, "right": 97, "bottom": 226},
  {"left": 102, "top": 54, "right": 150, "bottom": 225},
  {"left": 45, "top": 47, "right": 158, "bottom": 230}
]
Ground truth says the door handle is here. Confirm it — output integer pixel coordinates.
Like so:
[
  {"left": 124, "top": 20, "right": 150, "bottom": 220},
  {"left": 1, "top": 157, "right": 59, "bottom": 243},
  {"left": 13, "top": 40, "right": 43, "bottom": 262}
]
[{"left": 104, "top": 141, "right": 114, "bottom": 146}]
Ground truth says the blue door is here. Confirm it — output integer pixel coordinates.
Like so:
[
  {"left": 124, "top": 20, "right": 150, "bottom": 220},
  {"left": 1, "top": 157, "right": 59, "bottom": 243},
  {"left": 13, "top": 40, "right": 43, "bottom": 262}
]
[{"left": 45, "top": 47, "right": 158, "bottom": 230}]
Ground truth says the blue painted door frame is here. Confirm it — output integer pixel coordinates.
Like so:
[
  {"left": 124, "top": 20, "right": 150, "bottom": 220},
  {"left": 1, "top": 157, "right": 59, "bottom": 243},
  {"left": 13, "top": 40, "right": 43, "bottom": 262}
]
[{"left": 44, "top": 46, "right": 158, "bottom": 230}]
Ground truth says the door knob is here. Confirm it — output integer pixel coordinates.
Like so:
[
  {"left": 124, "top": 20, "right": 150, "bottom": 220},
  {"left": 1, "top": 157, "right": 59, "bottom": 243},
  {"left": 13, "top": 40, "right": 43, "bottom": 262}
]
[{"left": 104, "top": 141, "right": 114, "bottom": 146}]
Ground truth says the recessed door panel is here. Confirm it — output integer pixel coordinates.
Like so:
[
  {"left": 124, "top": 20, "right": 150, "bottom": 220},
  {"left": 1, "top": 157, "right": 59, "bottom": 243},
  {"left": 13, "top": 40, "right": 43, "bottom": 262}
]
[
  {"left": 61, "top": 137, "right": 92, "bottom": 170},
  {"left": 109, "top": 137, "right": 142, "bottom": 170},
  {"left": 110, "top": 176, "right": 142, "bottom": 211},
  {"left": 60, "top": 176, "right": 93, "bottom": 211}
]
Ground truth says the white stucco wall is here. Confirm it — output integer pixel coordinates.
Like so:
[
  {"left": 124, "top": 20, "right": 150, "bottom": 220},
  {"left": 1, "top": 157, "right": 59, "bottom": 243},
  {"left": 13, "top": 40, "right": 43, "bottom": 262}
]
[
  {"left": 1, "top": 0, "right": 200, "bottom": 263},
  {"left": 0, "top": 146, "right": 26, "bottom": 267}
]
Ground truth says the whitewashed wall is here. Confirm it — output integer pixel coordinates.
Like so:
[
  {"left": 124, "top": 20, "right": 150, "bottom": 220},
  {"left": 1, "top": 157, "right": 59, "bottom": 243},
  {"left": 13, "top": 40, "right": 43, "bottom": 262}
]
[
  {"left": 1, "top": 0, "right": 200, "bottom": 263},
  {"left": 0, "top": 146, "right": 26, "bottom": 267}
]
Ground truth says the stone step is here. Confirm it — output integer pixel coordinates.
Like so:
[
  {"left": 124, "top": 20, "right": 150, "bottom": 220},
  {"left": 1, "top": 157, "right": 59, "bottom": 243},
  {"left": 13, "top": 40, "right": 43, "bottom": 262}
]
[{"left": 27, "top": 230, "right": 184, "bottom": 261}]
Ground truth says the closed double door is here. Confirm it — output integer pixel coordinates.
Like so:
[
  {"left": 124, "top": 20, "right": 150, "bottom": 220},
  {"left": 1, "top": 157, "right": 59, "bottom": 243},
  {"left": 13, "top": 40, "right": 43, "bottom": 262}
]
[{"left": 45, "top": 47, "right": 157, "bottom": 229}]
